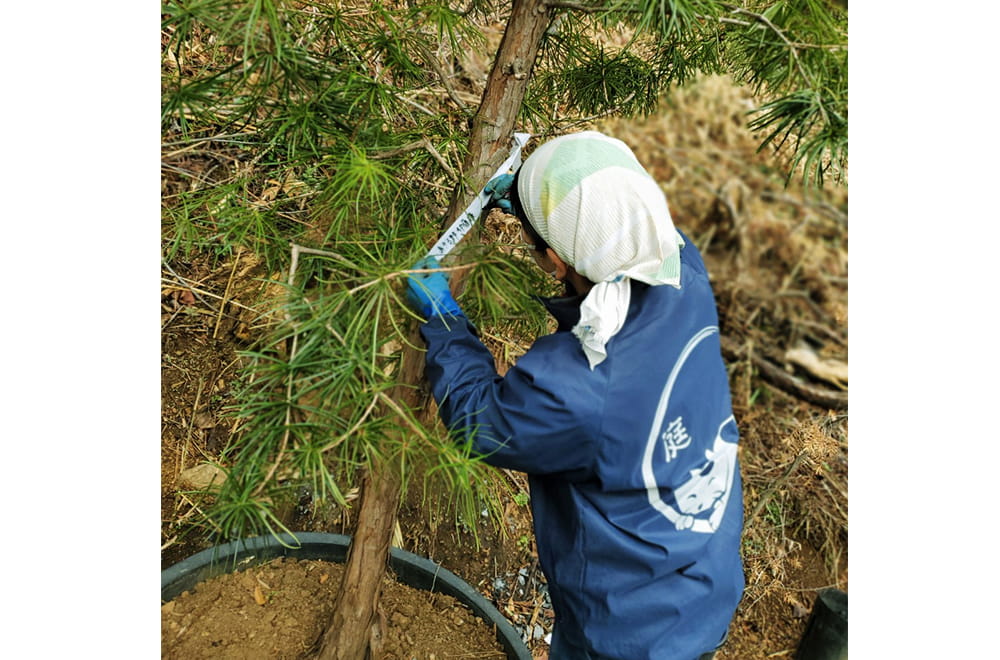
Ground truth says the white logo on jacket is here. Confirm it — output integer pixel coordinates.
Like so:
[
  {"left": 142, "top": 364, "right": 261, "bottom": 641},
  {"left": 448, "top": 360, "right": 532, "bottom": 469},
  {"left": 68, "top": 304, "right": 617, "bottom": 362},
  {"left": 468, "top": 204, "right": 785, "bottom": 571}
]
[
  {"left": 641, "top": 326, "right": 738, "bottom": 534},
  {"left": 669, "top": 418, "right": 738, "bottom": 532},
  {"left": 661, "top": 416, "right": 692, "bottom": 461}
]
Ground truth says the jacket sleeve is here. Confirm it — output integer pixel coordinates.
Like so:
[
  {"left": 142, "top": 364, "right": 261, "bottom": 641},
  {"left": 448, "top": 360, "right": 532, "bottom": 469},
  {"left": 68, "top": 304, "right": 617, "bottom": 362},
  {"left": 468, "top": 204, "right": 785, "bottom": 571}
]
[{"left": 420, "top": 315, "right": 603, "bottom": 478}]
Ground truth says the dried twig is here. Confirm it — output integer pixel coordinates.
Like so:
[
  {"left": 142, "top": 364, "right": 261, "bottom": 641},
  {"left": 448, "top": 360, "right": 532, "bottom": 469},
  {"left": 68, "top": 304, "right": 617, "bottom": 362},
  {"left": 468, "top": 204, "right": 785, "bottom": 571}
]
[
  {"left": 760, "top": 190, "right": 847, "bottom": 226},
  {"left": 721, "top": 335, "right": 848, "bottom": 410},
  {"left": 746, "top": 451, "right": 808, "bottom": 527},
  {"left": 160, "top": 278, "right": 259, "bottom": 314},
  {"left": 179, "top": 379, "right": 205, "bottom": 478},
  {"left": 372, "top": 138, "right": 458, "bottom": 181},
  {"left": 398, "top": 93, "right": 436, "bottom": 116},
  {"left": 161, "top": 261, "right": 220, "bottom": 314},
  {"left": 416, "top": 42, "right": 469, "bottom": 112},
  {"left": 795, "top": 319, "right": 846, "bottom": 347},
  {"left": 213, "top": 248, "right": 242, "bottom": 339}
]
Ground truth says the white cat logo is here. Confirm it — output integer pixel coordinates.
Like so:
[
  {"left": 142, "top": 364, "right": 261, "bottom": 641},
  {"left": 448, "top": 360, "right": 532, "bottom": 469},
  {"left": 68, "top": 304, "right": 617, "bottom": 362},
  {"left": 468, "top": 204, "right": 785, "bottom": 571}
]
[
  {"left": 641, "top": 326, "right": 738, "bottom": 534},
  {"left": 669, "top": 419, "right": 738, "bottom": 532}
]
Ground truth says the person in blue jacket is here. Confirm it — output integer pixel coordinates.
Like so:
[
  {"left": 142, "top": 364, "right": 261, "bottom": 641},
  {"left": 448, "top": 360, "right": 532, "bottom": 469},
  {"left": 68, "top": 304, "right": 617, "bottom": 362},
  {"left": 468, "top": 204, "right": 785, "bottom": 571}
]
[{"left": 406, "top": 131, "right": 744, "bottom": 660}]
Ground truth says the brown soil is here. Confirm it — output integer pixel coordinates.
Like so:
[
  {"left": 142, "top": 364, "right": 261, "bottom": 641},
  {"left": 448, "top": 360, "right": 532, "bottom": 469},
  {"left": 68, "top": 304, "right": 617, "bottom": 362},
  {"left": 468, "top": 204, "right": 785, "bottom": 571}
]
[
  {"left": 162, "top": 558, "right": 506, "bottom": 660},
  {"left": 162, "top": 74, "right": 847, "bottom": 660}
]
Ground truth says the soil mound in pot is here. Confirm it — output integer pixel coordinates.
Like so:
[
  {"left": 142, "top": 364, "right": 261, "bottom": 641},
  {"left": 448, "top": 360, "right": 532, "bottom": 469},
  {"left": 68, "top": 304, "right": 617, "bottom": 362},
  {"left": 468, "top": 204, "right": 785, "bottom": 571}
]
[
  {"left": 161, "top": 533, "right": 530, "bottom": 659},
  {"left": 161, "top": 557, "right": 507, "bottom": 659}
]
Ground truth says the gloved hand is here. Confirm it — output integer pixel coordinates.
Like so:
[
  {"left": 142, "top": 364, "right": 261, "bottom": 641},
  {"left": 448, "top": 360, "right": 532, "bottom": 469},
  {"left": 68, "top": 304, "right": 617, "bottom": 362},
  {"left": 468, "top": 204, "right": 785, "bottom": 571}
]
[
  {"left": 484, "top": 173, "right": 515, "bottom": 213},
  {"left": 406, "top": 256, "right": 464, "bottom": 320}
]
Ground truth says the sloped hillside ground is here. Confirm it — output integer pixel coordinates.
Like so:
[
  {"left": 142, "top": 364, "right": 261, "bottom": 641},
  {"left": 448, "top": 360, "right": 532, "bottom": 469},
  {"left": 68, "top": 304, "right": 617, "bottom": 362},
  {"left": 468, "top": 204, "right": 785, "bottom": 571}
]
[{"left": 162, "top": 74, "right": 847, "bottom": 658}]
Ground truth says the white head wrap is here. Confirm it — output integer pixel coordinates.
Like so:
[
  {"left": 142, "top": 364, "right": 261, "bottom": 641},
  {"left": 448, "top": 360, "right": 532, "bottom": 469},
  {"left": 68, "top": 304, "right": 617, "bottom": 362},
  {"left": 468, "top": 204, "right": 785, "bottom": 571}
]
[{"left": 517, "top": 131, "right": 684, "bottom": 369}]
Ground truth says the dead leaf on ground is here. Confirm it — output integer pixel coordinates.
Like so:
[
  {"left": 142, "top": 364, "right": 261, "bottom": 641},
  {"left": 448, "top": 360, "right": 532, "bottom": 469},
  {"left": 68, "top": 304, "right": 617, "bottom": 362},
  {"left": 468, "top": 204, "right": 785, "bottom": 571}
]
[{"left": 253, "top": 584, "right": 267, "bottom": 606}]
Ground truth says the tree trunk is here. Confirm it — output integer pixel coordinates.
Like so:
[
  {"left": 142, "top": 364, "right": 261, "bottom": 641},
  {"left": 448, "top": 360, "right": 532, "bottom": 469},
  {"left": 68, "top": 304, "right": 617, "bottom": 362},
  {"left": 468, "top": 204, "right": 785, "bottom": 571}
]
[
  {"left": 443, "top": 0, "right": 554, "bottom": 230},
  {"left": 316, "top": 324, "right": 426, "bottom": 660},
  {"left": 317, "top": 464, "right": 400, "bottom": 660},
  {"left": 317, "top": 3, "right": 553, "bottom": 657}
]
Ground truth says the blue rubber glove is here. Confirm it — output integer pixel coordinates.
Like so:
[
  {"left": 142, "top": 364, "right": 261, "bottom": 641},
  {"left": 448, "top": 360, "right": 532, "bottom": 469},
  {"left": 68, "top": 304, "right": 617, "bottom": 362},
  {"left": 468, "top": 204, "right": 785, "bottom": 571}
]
[
  {"left": 484, "top": 173, "right": 515, "bottom": 213},
  {"left": 406, "top": 256, "right": 464, "bottom": 320}
]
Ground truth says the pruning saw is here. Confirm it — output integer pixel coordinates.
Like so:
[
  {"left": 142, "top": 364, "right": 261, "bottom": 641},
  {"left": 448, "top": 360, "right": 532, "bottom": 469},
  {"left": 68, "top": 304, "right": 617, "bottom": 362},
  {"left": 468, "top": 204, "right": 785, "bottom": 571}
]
[{"left": 425, "top": 132, "right": 531, "bottom": 259}]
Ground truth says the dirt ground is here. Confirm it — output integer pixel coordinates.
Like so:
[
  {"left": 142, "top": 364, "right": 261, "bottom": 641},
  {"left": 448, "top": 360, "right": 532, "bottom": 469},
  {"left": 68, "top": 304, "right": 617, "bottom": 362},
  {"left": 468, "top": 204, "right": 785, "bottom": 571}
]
[{"left": 161, "top": 75, "right": 847, "bottom": 659}]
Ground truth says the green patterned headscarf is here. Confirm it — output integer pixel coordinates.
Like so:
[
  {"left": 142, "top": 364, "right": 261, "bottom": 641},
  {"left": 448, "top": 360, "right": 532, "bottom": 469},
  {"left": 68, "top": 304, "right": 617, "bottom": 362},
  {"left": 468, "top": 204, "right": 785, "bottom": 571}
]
[{"left": 518, "top": 131, "right": 683, "bottom": 368}]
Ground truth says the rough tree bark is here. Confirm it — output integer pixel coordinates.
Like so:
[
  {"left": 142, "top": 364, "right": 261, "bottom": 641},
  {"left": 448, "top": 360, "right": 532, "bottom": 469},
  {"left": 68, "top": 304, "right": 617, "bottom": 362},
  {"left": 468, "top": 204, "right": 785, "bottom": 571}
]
[
  {"left": 444, "top": 0, "right": 554, "bottom": 232},
  {"left": 317, "top": 466, "right": 399, "bottom": 659},
  {"left": 317, "top": 2, "right": 553, "bottom": 658},
  {"left": 316, "top": 325, "right": 424, "bottom": 660}
]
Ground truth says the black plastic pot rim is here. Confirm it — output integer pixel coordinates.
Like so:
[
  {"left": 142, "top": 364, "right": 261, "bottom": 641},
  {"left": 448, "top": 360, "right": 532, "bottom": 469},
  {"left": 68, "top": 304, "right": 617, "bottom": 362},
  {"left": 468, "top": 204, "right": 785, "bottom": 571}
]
[{"left": 161, "top": 531, "right": 531, "bottom": 660}]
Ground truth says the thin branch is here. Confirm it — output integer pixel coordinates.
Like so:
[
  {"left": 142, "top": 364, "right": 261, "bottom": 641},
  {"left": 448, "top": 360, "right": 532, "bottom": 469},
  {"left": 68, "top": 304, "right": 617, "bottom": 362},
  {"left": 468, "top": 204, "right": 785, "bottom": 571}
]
[
  {"left": 161, "top": 261, "right": 220, "bottom": 314},
  {"left": 254, "top": 243, "right": 310, "bottom": 498},
  {"left": 161, "top": 132, "right": 257, "bottom": 150},
  {"left": 416, "top": 42, "right": 469, "bottom": 112},
  {"left": 420, "top": 139, "right": 459, "bottom": 181},
  {"left": 289, "top": 243, "right": 361, "bottom": 274},
  {"left": 371, "top": 140, "right": 426, "bottom": 158},
  {"left": 722, "top": 3, "right": 812, "bottom": 86},
  {"left": 249, "top": 240, "right": 457, "bottom": 495},
  {"left": 372, "top": 138, "right": 459, "bottom": 181},
  {"left": 542, "top": 92, "right": 637, "bottom": 137},
  {"left": 543, "top": 0, "right": 603, "bottom": 11},
  {"left": 213, "top": 248, "right": 242, "bottom": 340},
  {"left": 718, "top": 16, "right": 753, "bottom": 28},
  {"left": 544, "top": 0, "right": 817, "bottom": 89},
  {"left": 345, "top": 261, "right": 482, "bottom": 295},
  {"left": 377, "top": 391, "right": 429, "bottom": 442},
  {"left": 320, "top": 394, "right": 380, "bottom": 453},
  {"left": 176, "top": 491, "right": 223, "bottom": 535},
  {"left": 398, "top": 93, "right": 436, "bottom": 116},
  {"left": 160, "top": 277, "right": 259, "bottom": 314}
]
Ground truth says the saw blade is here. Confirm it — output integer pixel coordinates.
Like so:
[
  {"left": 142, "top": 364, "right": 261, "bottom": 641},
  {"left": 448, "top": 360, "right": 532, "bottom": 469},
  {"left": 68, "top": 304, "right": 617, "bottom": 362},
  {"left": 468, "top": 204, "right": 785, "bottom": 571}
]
[{"left": 426, "top": 132, "right": 531, "bottom": 259}]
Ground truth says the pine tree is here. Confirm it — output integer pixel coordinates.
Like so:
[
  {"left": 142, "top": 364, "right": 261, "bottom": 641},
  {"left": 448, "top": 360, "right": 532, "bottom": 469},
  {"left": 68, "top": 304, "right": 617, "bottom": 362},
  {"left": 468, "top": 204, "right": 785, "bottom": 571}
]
[{"left": 161, "top": 1, "right": 846, "bottom": 656}]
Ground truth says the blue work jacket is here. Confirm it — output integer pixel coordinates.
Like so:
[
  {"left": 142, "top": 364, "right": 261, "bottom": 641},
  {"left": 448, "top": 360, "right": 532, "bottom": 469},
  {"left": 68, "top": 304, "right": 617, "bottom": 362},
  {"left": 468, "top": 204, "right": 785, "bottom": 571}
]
[{"left": 420, "top": 236, "right": 744, "bottom": 660}]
